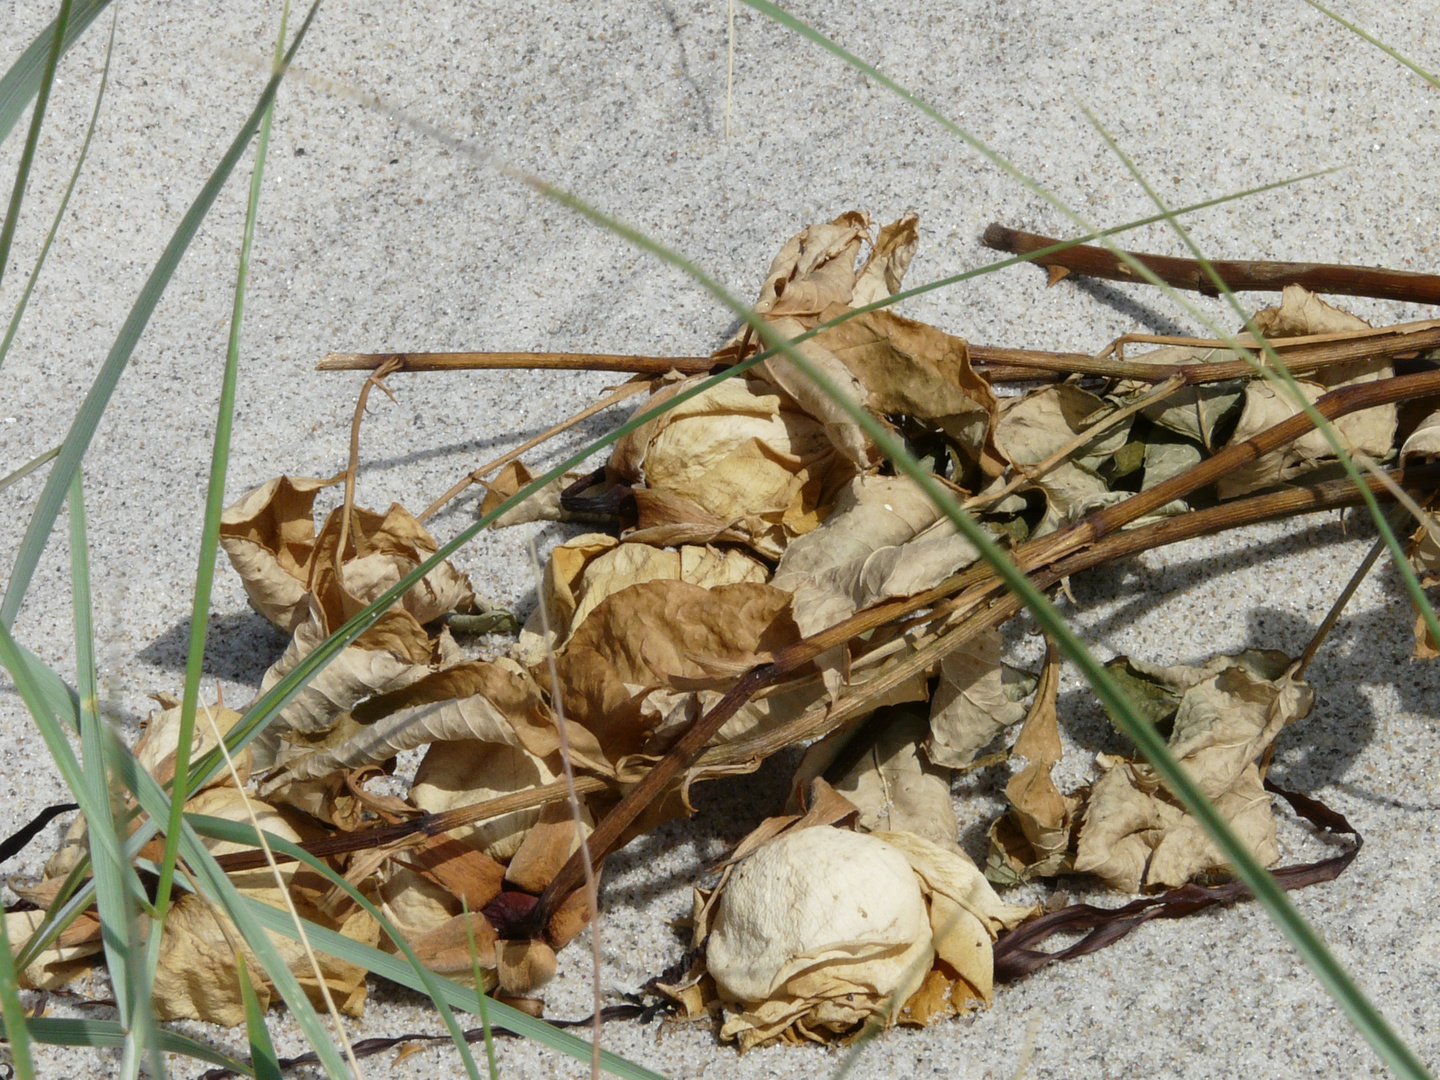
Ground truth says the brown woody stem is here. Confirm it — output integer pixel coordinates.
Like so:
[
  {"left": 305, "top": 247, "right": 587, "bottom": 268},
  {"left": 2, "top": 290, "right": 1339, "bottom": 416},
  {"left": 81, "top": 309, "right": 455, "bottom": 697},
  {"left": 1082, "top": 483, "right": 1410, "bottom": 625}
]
[{"left": 983, "top": 223, "right": 1440, "bottom": 306}]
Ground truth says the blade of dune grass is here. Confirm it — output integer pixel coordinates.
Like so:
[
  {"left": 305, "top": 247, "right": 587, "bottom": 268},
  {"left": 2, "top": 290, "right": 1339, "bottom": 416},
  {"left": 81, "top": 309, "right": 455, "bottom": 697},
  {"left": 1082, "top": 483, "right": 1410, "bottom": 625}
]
[
  {"left": 66, "top": 469, "right": 162, "bottom": 1079},
  {"left": 0, "top": 0, "right": 110, "bottom": 145},
  {"left": 0, "top": 0, "right": 72, "bottom": 298},
  {"left": 0, "top": 8, "right": 116, "bottom": 376}
]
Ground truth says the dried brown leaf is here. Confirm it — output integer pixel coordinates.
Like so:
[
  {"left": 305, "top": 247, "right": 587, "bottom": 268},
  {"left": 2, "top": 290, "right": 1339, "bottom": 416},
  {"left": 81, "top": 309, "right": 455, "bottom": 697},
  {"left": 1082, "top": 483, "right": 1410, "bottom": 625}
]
[
  {"left": 772, "top": 474, "right": 981, "bottom": 638},
  {"left": 925, "top": 628, "right": 1028, "bottom": 768},
  {"left": 1073, "top": 650, "right": 1312, "bottom": 891},
  {"left": 1218, "top": 287, "right": 1396, "bottom": 498},
  {"left": 608, "top": 373, "right": 855, "bottom": 558},
  {"left": 550, "top": 579, "right": 801, "bottom": 760}
]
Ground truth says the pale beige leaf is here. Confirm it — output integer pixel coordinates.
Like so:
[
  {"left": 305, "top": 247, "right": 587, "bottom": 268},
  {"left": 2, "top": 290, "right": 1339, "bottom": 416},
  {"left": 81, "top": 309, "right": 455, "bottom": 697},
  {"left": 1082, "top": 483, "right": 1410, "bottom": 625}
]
[
  {"left": 706, "top": 826, "right": 933, "bottom": 1048},
  {"left": 1073, "top": 650, "right": 1310, "bottom": 891},
  {"left": 151, "top": 786, "right": 379, "bottom": 1025},
  {"left": 608, "top": 373, "right": 854, "bottom": 558},
  {"left": 814, "top": 712, "right": 958, "bottom": 850},
  {"left": 749, "top": 211, "right": 872, "bottom": 320},
  {"left": 772, "top": 474, "right": 980, "bottom": 637},
  {"left": 135, "top": 695, "right": 251, "bottom": 790},
  {"left": 992, "top": 385, "right": 1132, "bottom": 533},
  {"left": 925, "top": 629, "right": 1028, "bottom": 768},
  {"left": 262, "top": 658, "right": 604, "bottom": 794},
  {"left": 876, "top": 829, "right": 1035, "bottom": 1009},
  {"left": 219, "top": 475, "right": 337, "bottom": 631},
  {"left": 256, "top": 602, "right": 434, "bottom": 767},
  {"left": 850, "top": 213, "right": 919, "bottom": 309},
  {"left": 409, "top": 740, "right": 566, "bottom": 863}
]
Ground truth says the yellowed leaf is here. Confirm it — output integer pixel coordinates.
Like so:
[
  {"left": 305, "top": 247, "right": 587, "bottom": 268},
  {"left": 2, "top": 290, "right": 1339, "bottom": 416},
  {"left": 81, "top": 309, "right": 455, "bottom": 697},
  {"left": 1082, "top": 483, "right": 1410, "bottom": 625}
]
[
  {"left": 925, "top": 629, "right": 1028, "bottom": 768},
  {"left": 1218, "top": 287, "right": 1395, "bottom": 498},
  {"left": 772, "top": 474, "right": 980, "bottom": 638},
  {"left": 608, "top": 373, "right": 855, "bottom": 558}
]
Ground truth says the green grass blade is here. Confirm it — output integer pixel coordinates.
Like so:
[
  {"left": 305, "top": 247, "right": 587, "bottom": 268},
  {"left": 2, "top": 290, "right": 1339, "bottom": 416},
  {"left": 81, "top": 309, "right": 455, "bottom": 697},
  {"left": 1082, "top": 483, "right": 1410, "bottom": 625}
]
[
  {"left": 65, "top": 471, "right": 164, "bottom": 1079},
  {"left": 66, "top": 471, "right": 134, "bottom": 1025},
  {"left": 0, "top": 444, "right": 61, "bottom": 494},
  {"left": 0, "top": 1017, "right": 249, "bottom": 1073},
  {"left": 1302, "top": 1, "right": 1440, "bottom": 90},
  {"left": 188, "top": 814, "right": 665, "bottom": 1080},
  {"left": 0, "top": 0, "right": 109, "bottom": 146},
  {"left": 237, "top": 953, "right": 282, "bottom": 1080},
  {"left": 153, "top": 0, "right": 293, "bottom": 961},
  {"left": 0, "top": 0, "right": 71, "bottom": 296},
  {"left": 0, "top": 0, "right": 323, "bottom": 631},
  {"left": 105, "top": 753, "right": 354, "bottom": 1080},
  {"left": 0, "top": 898, "right": 36, "bottom": 1079},
  {"left": 0, "top": 7, "right": 115, "bottom": 375}
]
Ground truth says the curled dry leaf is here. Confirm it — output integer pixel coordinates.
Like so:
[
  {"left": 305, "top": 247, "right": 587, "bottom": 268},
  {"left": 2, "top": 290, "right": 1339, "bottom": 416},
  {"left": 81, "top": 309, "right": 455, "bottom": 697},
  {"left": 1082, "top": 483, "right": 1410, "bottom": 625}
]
[
  {"left": 772, "top": 474, "right": 980, "bottom": 638},
  {"left": 218, "top": 475, "right": 338, "bottom": 631},
  {"left": 1216, "top": 286, "right": 1396, "bottom": 498},
  {"left": 703, "top": 825, "right": 934, "bottom": 1048},
  {"left": 1073, "top": 649, "right": 1314, "bottom": 891},
  {"left": 690, "top": 814, "right": 1032, "bottom": 1049},
  {"left": 925, "top": 628, "right": 1029, "bottom": 768},
  {"left": 987, "top": 640, "right": 1079, "bottom": 885},
  {"left": 518, "top": 533, "right": 768, "bottom": 665},
  {"left": 261, "top": 658, "right": 605, "bottom": 796},
  {"left": 609, "top": 373, "right": 856, "bottom": 559},
  {"left": 135, "top": 693, "right": 251, "bottom": 790},
  {"left": 221, "top": 476, "right": 474, "bottom": 630}
]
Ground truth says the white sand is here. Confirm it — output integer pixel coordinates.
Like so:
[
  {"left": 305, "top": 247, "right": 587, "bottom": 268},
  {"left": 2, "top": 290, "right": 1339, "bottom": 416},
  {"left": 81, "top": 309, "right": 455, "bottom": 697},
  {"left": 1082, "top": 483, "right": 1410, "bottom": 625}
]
[{"left": 1, "top": 2, "right": 1438, "bottom": 1077}]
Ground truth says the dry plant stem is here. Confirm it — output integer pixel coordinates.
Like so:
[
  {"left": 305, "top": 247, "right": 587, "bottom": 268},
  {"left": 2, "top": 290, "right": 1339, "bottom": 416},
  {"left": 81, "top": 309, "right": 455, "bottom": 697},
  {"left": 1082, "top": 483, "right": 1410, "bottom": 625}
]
[
  {"left": 417, "top": 376, "right": 655, "bottom": 523},
  {"left": 319, "top": 324, "right": 1440, "bottom": 390},
  {"left": 984, "top": 222, "right": 1440, "bottom": 305},
  {"left": 318, "top": 351, "right": 713, "bottom": 374},
  {"left": 318, "top": 344, "right": 1098, "bottom": 380},
  {"left": 976, "top": 322, "right": 1440, "bottom": 383},
  {"left": 1296, "top": 530, "right": 1389, "bottom": 678},
  {"left": 336, "top": 358, "right": 401, "bottom": 566}
]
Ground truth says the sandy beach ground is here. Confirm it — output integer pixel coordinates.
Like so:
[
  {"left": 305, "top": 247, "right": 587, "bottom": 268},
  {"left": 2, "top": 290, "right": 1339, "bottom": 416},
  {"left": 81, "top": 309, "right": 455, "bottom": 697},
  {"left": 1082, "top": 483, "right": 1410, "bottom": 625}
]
[{"left": 2, "top": 2, "right": 1439, "bottom": 1076}]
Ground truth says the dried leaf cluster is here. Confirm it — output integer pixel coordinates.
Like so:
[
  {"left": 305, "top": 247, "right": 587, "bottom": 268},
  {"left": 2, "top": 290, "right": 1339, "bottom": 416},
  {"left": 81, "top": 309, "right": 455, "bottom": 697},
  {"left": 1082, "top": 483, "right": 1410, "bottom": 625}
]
[{"left": 9, "top": 212, "right": 1438, "bottom": 1047}]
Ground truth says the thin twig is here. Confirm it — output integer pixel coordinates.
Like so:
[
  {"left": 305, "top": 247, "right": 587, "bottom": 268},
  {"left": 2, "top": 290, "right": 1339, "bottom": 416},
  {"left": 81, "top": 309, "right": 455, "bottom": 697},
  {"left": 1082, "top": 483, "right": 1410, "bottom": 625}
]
[
  {"left": 318, "top": 351, "right": 712, "bottom": 374},
  {"left": 318, "top": 322, "right": 1440, "bottom": 388},
  {"left": 984, "top": 222, "right": 1440, "bottom": 305},
  {"left": 336, "top": 358, "right": 401, "bottom": 574}
]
